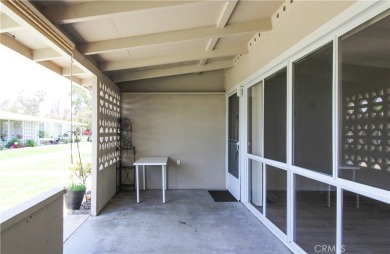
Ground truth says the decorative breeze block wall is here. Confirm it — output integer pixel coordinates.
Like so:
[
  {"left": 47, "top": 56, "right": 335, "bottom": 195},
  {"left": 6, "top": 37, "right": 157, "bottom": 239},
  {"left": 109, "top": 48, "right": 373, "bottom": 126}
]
[
  {"left": 342, "top": 88, "right": 390, "bottom": 172},
  {"left": 97, "top": 81, "right": 120, "bottom": 171}
]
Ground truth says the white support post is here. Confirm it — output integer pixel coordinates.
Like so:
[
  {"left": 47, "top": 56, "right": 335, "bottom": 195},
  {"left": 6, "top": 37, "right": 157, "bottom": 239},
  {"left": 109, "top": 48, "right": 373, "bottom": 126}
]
[
  {"left": 136, "top": 165, "right": 139, "bottom": 203},
  {"left": 162, "top": 165, "right": 166, "bottom": 203},
  {"left": 7, "top": 120, "right": 10, "bottom": 141},
  {"left": 142, "top": 165, "right": 146, "bottom": 190},
  {"left": 336, "top": 187, "right": 343, "bottom": 254}
]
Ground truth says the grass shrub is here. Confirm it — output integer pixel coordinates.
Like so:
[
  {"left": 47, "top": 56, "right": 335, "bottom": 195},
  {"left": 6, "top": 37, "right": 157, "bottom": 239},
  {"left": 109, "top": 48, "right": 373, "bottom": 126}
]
[
  {"left": 25, "top": 139, "right": 35, "bottom": 147},
  {"left": 67, "top": 182, "right": 86, "bottom": 191}
]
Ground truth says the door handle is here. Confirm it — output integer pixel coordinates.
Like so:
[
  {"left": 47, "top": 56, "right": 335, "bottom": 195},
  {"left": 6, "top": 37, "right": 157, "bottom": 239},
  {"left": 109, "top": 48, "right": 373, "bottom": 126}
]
[{"left": 236, "top": 142, "right": 239, "bottom": 151}]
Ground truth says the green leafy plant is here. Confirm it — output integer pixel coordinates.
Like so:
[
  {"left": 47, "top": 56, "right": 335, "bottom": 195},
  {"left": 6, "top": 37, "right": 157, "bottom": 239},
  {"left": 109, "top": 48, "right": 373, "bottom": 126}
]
[
  {"left": 69, "top": 162, "right": 92, "bottom": 187},
  {"left": 67, "top": 182, "right": 86, "bottom": 191},
  {"left": 38, "top": 130, "right": 48, "bottom": 138},
  {"left": 25, "top": 139, "right": 35, "bottom": 147}
]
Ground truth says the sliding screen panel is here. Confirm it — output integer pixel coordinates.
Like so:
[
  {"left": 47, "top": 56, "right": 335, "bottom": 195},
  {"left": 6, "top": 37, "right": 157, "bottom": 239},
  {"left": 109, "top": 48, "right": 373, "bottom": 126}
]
[
  {"left": 266, "top": 165, "right": 287, "bottom": 234},
  {"left": 339, "top": 14, "right": 390, "bottom": 191},
  {"left": 247, "top": 82, "right": 263, "bottom": 157},
  {"left": 264, "top": 68, "right": 287, "bottom": 163},
  {"left": 294, "top": 175, "right": 336, "bottom": 253},
  {"left": 342, "top": 190, "right": 390, "bottom": 253},
  {"left": 248, "top": 159, "right": 263, "bottom": 213},
  {"left": 293, "top": 43, "right": 333, "bottom": 175}
]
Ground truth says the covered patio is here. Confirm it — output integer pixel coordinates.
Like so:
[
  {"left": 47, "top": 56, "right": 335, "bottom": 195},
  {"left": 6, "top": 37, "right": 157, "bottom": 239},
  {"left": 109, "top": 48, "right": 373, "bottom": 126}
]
[
  {"left": 0, "top": 1, "right": 389, "bottom": 254},
  {"left": 64, "top": 190, "right": 291, "bottom": 254}
]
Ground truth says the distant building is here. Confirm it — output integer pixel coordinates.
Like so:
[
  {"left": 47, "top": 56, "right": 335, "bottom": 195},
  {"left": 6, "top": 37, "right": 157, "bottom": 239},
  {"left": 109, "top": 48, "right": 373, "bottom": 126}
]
[{"left": 0, "top": 111, "right": 83, "bottom": 145}]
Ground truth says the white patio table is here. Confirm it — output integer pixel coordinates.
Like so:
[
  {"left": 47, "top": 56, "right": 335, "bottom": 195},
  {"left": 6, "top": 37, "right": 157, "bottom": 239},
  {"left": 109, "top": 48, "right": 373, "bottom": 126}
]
[{"left": 134, "top": 157, "right": 168, "bottom": 203}]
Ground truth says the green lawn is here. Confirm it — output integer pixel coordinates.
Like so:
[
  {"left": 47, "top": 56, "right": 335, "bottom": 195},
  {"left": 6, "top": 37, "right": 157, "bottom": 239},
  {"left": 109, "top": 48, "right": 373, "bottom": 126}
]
[{"left": 0, "top": 142, "right": 92, "bottom": 212}]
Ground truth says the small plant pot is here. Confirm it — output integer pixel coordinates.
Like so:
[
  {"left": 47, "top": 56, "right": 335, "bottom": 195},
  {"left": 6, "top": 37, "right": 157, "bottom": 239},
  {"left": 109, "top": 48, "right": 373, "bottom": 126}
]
[{"left": 64, "top": 189, "right": 86, "bottom": 210}]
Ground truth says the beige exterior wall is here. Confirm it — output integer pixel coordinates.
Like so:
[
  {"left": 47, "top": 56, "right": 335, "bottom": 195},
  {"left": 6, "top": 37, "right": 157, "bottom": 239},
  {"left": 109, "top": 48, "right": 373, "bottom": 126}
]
[
  {"left": 224, "top": 0, "right": 356, "bottom": 91},
  {"left": 121, "top": 93, "right": 226, "bottom": 189},
  {"left": 95, "top": 164, "right": 117, "bottom": 211},
  {"left": 119, "top": 70, "right": 224, "bottom": 93}
]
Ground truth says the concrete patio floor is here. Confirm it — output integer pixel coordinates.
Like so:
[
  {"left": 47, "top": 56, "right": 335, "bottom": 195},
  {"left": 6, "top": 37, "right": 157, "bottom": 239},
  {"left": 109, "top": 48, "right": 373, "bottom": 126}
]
[{"left": 64, "top": 189, "right": 291, "bottom": 254}]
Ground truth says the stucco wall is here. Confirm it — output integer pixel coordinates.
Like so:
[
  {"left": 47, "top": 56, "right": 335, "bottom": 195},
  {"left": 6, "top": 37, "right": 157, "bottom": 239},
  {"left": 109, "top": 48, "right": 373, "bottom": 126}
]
[
  {"left": 224, "top": 0, "right": 355, "bottom": 91},
  {"left": 121, "top": 93, "right": 226, "bottom": 189},
  {"left": 119, "top": 71, "right": 224, "bottom": 93},
  {"left": 0, "top": 188, "right": 65, "bottom": 254},
  {"left": 95, "top": 164, "right": 117, "bottom": 212}
]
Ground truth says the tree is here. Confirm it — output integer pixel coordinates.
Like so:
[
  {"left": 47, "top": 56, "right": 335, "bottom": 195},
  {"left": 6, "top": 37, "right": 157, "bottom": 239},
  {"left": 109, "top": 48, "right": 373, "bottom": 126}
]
[
  {"left": 0, "top": 99, "right": 10, "bottom": 111},
  {"left": 70, "top": 85, "right": 92, "bottom": 129},
  {"left": 5, "top": 90, "right": 46, "bottom": 116},
  {"left": 46, "top": 100, "right": 61, "bottom": 119},
  {"left": 43, "top": 84, "right": 91, "bottom": 126}
]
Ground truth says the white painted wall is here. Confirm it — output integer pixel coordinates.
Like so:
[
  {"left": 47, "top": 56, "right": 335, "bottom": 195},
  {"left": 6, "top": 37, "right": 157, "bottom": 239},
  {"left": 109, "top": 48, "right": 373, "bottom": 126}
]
[{"left": 121, "top": 93, "right": 226, "bottom": 189}]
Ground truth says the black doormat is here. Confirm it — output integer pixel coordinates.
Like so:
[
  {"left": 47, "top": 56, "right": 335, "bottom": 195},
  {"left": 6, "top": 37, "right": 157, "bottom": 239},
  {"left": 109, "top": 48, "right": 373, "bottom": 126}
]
[{"left": 208, "top": 190, "right": 237, "bottom": 202}]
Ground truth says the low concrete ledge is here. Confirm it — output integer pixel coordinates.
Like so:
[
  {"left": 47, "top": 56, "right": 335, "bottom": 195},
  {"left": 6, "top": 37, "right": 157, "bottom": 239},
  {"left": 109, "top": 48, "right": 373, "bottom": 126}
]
[
  {"left": 1, "top": 187, "right": 66, "bottom": 230},
  {"left": 1, "top": 187, "right": 66, "bottom": 254}
]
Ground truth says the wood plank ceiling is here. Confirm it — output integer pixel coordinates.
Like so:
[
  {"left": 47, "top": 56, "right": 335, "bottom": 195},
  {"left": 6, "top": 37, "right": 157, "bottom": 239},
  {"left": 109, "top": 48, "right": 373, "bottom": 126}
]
[{"left": 1, "top": 0, "right": 284, "bottom": 85}]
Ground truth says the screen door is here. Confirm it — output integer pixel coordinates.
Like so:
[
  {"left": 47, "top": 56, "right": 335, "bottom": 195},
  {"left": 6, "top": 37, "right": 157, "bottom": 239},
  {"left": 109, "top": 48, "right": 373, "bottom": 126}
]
[{"left": 227, "top": 93, "right": 240, "bottom": 200}]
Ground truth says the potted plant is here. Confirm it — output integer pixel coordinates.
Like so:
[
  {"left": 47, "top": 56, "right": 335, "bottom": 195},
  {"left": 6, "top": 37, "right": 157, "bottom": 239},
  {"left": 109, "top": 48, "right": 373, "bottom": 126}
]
[{"left": 64, "top": 162, "right": 92, "bottom": 210}]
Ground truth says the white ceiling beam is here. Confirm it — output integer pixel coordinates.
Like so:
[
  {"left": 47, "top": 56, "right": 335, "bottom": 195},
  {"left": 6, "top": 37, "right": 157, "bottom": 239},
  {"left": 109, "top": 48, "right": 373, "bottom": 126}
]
[
  {"left": 1, "top": 1, "right": 74, "bottom": 57},
  {"left": 112, "top": 60, "right": 233, "bottom": 82},
  {"left": 71, "top": 49, "right": 114, "bottom": 87},
  {"left": 199, "top": 1, "right": 238, "bottom": 67},
  {"left": 0, "top": 32, "right": 83, "bottom": 85},
  {"left": 65, "top": 75, "right": 82, "bottom": 86},
  {"left": 33, "top": 48, "right": 62, "bottom": 62},
  {"left": 43, "top": 1, "right": 202, "bottom": 24},
  {"left": 100, "top": 45, "right": 247, "bottom": 72},
  {"left": 39, "top": 63, "right": 84, "bottom": 86},
  {"left": 0, "top": 33, "right": 32, "bottom": 59},
  {"left": 206, "top": 38, "right": 219, "bottom": 52},
  {"left": 0, "top": 14, "right": 22, "bottom": 33},
  {"left": 38, "top": 60, "right": 62, "bottom": 76},
  {"left": 62, "top": 66, "right": 86, "bottom": 77},
  {"left": 79, "top": 19, "right": 272, "bottom": 55},
  {"left": 199, "top": 38, "right": 219, "bottom": 65},
  {"left": 81, "top": 78, "right": 94, "bottom": 88},
  {"left": 216, "top": 1, "right": 238, "bottom": 28},
  {"left": 198, "top": 58, "right": 208, "bottom": 66}
]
